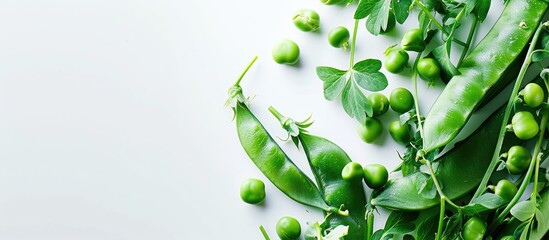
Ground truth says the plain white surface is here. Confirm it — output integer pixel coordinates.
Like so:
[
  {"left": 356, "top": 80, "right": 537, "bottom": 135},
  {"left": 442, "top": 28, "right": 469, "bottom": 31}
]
[{"left": 0, "top": 0, "right": 507, "bottom": 239}]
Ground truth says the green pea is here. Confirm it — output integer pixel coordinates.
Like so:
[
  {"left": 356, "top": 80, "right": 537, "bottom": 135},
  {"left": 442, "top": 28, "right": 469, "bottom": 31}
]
[
  {"left": 272, "top": 39, "right": 300, "bottom": 65},
  {"left": 276, "top": 216, "right": 301, "bottom": 240},
  {"left": 328, "top": 26, "right": 350, "bottom": 48},
  {"left": 384, "top": 49, "right": 409, "bottom": 74},
  {"left": 401, "top": 28, "right": 425, "bottom": 52},
  {"left": 505, "top": 145, "right": 531, "bottom": 174},
  {"left": 511, "top": 111, "right": 539, "bottom": 140},
  {"left": 522, "top": 83, "right": 544, "bottom": 108},
  {"left": 462, "top": 217, "right": 486, "bottom": 240},
  {"left": 389, "top": 121, "right": 411, "bottom": 145},
  {"left": 390, "top": 87, "right": 414, "bottom": 114},
  {"left": 292, "top": 9, "right": 320, "bottom": 32},
  {"left": 240, "top": 178, "right": 266, "bottom": 204},
  {"left": 417, "top": 58, "right": 441, "bottom": 82},
  {"left": 319, "top": 0, "right": 347, "bottom": 5},
  {"left": 494, "top": 179, "right": 517, "bottom": 203},
  {"left": 367, "top": 93, "right": 389, "bottom": 116},
  {"left": 363, "top": 164, "right": 388, "bottom": 189},
  {"left": 341, "top": 162, "right": 364, "bottom": 181},
  {"left": 357, "top": 117, "right": 383, "bottom": 143}
]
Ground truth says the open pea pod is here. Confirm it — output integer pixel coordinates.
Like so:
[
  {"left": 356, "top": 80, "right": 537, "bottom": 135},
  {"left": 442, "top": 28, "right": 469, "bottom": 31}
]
[
  {"left": 422, "top": 0, "right": 549, "bottom": 153},
  {"left": 371, "top": 105, "right": 521, "bottom": 210}
]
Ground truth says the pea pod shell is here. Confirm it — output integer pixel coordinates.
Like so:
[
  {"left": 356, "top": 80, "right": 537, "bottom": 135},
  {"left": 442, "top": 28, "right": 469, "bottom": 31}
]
[
  {"left": 422, "top": 0, "right": 548, "bottom": 153},
  {"left": 371, "top": 106, "right": 521, "bottom": 210},
  {"left": 235, "top": 103, "right": 332, "bottom": 211},
  {"left": 299, "top": 133, "right": 367, "bottom": 240}
]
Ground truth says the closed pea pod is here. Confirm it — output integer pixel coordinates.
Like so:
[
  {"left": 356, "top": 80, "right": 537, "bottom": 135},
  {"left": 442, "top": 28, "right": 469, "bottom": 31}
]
[
  {"left": 227, "top": 57, "right": 344, "bottom": 215},
  {"left": 269, "top": 107, "right": 367, "bottom": 240},
  {"left": 421, "top": 0, "right": 549, "bottom": 153}
]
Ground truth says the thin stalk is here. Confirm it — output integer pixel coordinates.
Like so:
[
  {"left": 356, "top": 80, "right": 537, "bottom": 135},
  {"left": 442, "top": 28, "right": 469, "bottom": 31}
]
[
  {"left": 436, "top": 198, "right": 445, "bottom": 240},
  {"left": 471, "top": 21, "right": 547, "bottom": 200},
  {"left": 366, "top": 211, "right": 374, "bottom": 240},
  {"left": 412, "top": 52, "right": 425, "bottom": 140},
  {"left": 488, "top": 111, "right": 548, "bottom": 233},
  {"left": 414, "top": 0, "right": 447, "bottom": 35},
  {"left": 349, "top": 19, "right": 360, "bottom": 69},
  {"left": 259, "top": 225, "right": 271, "bottom": 240},
  {"left": 457, "top": 17, "right": 479, "bottom": 67},
  {"left": 424, "top": 160, "right": 461, "bottom": 210},
  {"left": 235, "top": 56, "right": 258, "bottom": 86}
]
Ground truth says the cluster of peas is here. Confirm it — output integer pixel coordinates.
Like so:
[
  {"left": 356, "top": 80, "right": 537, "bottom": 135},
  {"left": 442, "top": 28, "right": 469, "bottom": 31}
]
[{"left": 271, "top": 9, "right": 352, "bottom": 65}]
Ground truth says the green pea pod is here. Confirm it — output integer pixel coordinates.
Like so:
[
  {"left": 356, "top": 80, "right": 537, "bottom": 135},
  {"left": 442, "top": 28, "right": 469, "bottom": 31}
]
[
  {"left": 371, "top": 105, "right": 521, "bottom": 210},
  {"left": 227, "top": 57, "right": 343, "bottom": 215},
  {"left": 422, "top": 0, "right": 548, "bottom": 153},
  {"left": 269, "top": 107, "right": 366, "bottom": 240}
]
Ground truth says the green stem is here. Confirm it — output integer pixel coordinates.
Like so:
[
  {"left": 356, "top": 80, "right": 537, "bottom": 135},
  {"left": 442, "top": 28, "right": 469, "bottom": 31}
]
[
  {"left": 366, "top": 211, "right": 374, "bottom": 240},
  {"left": 487, "top": 111, "right": 548, "bottom": 233},
  {"left": 412, "top": 52, "right": 425, "bottom": 140},
  {"left": 414, "top": 0, "right": 446, "bottom": 35},
  {"left": 436, "top": 198, "right": 445, "bottom": 240},
  {"left": 234, "top": 56, "right": 259, "bottom": 86},
  {"left": 471, "top": 21, "right": 547, "bottom": 200},
  {"left": 424, "top": 159, "right": 461, "bottom": 209},
  {"left": 268, "top": 106, "right": 285, "bottom": 122},
  {"left": 259, "top": 225, "right": 271, "bottom": 240},
  {"left": 457, "top": 17, "right": 479, "bottom": 67},
  {"left": 349, "top": 19, "right": 359, "bottom": 69}
]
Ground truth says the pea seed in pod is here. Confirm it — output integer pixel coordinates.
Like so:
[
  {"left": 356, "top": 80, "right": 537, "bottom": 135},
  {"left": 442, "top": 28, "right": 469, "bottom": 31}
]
[
  {"left": 505, "top": 145, "right": 531, "bottom": 174},
  {"left": 384, "top": 49, "right": 409, "bottom": 74},
  {"left": 341, "top": 162, "right": 364, "bottom": 181},
  {"left": 367, "top": 93, "right": 389, "bottom": 116},
  {"left": 328, "top": 26, "right": 350, "bottom": 48},
  {"left": 292, "top": 9, "right": 320, "bottom": 32},
  {"left": 510, "top": 111, "right": 539, "bottom": 140},
  {"left": 389, "top": 87, "right": 414, "bottom": 114},
  {"left": 357, "top": 117, "right": 383, "bottom": 143},
  {"left": 522, "top": 83, "right": 544, "bottom": 108},
  {"left": 401, "top": 28, "right": 425, "bottom": 52},
  {"left": 239, "top": 178, "right": 266, "bottom": 204},
  {"left": 462, "top": 217, "right": 486, "bottom": 240},
  {"left": 363, "top": 164, "right": 388, "bottom": 189},
  {"left": 276, "top": 216, "right": 301, "bottom": 240},
  {"left": 272, "top": 39, "right": 300, "bottom": 65}
]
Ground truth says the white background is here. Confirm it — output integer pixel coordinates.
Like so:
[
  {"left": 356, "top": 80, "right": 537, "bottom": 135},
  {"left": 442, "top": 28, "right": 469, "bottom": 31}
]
[{"left": 0, "top": 0, "right": 507, "bottom": 239}]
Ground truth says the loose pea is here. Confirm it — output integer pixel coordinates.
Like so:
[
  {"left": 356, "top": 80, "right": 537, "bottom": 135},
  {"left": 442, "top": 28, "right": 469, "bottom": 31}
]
[
  {"left": 390, "top": 87, "right": 414, "bottom": 114},
  {"left": 494, "top": 179, "right": 517, "bottom": 203},
  {"left": 505, "top": 145, "right": 531, "bottom": 174},
  {"left": 462, "top": 217, "right": 486, "bottom": 240},
  {"left": 328, "top": 26, "right": 350, "bottom": 48},
  {"left": 341, "top": 162, "right": 364, "bottom": 181},
  {"left": 272, "top": 39, "right": 300, "bottom": 65},
  {"left": 510, "top": 111, "right": 539, "bottom": 140},
  {"left": 292, "top": 9, "right": 320, "bottom": 32},
  {"left": 276, "top": 216, "right": 301, "bottom": 240},
  {"left": 240, "top": 178, "right": 266, "bottom": 204},
  {"left": 401, "top": 28, "right": 425, "bottom": 52},
  {"left": 357, "top": 117, "right": 383, "bottom": 143},
  {"left": 417, "top": 58, "right": 441, "bottom": 82},
  {"left": 367, "top": 93, "right": 389, "bottom": 116},
  {"left": 363, "top": 164, "right": 388, "bottom": 189},
  {"left": 384, "top": 49, "right": 409, "bottom": 74},
  {"left": 522, "top": 83, "right": 544, "bottom": 108},
  {"left": 389, "top": 121, "right": 411, "bottom": 145}
]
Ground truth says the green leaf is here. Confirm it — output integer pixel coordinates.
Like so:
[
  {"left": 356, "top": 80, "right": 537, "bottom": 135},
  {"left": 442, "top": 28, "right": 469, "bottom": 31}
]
[
  {"left": 415, "top": 214, "right": 438, "bottom": 240},
  {"left": 382, "top": 223, "right": 415, "bottom": 239},
  {"left": 532, "top": 31, "right": 549, "bottom": 62},
  {"left": 371, "top": 229, "right": 384, "bottom": 240},
  {"left": 462, "top": 193, "right": 505, "bottom": 215},
  {"left": 382, "top": 211, "right": 418, "bottom": 239},
  {"left": 324, "top": 225, "right": 349, "bottom": 240},
  {"left": 473, "top": 0, "right": 491, "bottom": 22},
  {"left": 366, "top": 0, "right": 391, "bottom": 35},
  {"left": 511, "top": 200, "right": 536, "bottom": 222},
  {"left": 418, "top": 176, "right": 437, "bottom": 199},
  {"left": 441, "top": 213, "right": 463, "bottom": 239},
  {"left": 355, "top": 0, "right": 383, "bottom": 19},
  {"left": 391, "top": 0, "right": 412, "bottom": 24},
  {"left": 341, "top": 80, "right": 372, "bottom": 124},
  {"left": 352, "top": 59, "right": 388, "bottom": 92},
  {"left": 316, "top": 66, "right": 348, "bottom": 100},
  {"left": 432, "top": 44, "right": 461, "bottom": 82},
  {"left": 530, "top": 189, "right": 549, "bottom": 240}
]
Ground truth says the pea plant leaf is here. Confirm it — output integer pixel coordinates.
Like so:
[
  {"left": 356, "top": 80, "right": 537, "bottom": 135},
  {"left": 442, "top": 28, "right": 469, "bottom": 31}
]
[
  {"left": 317, "top": 59, "right": 387, "bottom": 123},
  {"left": 473, "top": 0, "right": 491, "bottom": 22},
  {"left": 432, "top": 44, "right": 461, "bottom": 83},
  {"left": 530, "top": 189, "right": 549, "bottom": 239},
  {"left": 381, "top": 211, "right": 417, "bottom": 240},
  {"left": 365, "top": 0, "right": 391, "bottom": 36},
  {"left": 316, "top": 66, "right": 348, "bottom": 100},
  {"left": 532, "top": 30, "right": 549, "bottom": 62},
  {"left": 355, "top": 0, "right": 383, "bottom": 19},
  {"left": 511, "top": 200, "right": 536, "bottom": 222},
  {"left": 391, "top": 0, "right": 412, "bottom": 24},
  {"left": 462, "top": 193, "right": 505, "bottom": 215},
  {"left": 441, "top": 213, "right": 463, "bottom": 239},
  {"left": 414, "top": 212, "right": 438, "bottom": 240}
]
